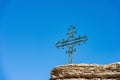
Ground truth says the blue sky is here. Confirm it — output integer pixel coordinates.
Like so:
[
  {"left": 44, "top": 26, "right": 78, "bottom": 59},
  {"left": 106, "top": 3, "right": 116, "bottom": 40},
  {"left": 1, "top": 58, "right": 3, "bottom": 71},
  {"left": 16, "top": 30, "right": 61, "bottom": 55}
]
[{"left": 0, "top": 0, "right": 120, "bottom": 80}]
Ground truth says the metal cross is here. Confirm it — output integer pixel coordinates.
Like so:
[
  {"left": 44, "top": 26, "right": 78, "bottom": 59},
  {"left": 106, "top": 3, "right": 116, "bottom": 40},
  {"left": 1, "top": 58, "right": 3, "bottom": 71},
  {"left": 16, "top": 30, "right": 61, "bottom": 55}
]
[{"left": 56, "top": 25, "right": 88, "bottom": 64}]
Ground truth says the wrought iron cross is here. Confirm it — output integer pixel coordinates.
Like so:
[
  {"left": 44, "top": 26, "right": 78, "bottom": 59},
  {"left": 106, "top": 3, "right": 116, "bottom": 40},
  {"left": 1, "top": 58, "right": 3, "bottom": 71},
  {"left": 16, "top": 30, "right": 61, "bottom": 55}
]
[{"left": 56, "top": 25, "right": 88, "bottom": 64}]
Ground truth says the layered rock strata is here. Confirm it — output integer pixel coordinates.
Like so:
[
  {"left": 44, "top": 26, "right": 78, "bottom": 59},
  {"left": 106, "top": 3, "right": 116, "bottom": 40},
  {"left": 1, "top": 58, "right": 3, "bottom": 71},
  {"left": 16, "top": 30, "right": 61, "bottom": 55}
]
[{"left": 50, "top": 62, "right": 120, "bottom": 80}]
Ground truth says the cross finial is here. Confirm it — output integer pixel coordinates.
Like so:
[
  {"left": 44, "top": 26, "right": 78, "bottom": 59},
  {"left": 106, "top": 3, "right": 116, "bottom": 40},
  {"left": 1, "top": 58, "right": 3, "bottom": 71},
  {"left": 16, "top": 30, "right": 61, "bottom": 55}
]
[{"left": 56, "top": 25, "right": 88, "bottom": 64}]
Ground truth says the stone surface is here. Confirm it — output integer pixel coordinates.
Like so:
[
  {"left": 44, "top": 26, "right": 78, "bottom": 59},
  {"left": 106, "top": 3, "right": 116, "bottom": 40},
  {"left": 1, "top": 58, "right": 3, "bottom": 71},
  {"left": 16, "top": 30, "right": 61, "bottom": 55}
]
[{"left": 50, "top": 62, "right": 120, "bottom": 80}]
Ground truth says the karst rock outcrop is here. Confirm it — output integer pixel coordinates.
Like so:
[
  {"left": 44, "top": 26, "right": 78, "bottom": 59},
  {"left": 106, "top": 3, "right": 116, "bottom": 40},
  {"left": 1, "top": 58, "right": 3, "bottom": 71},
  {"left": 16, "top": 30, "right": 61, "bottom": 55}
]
[{"left": 50, "top": 62, "right": 120, "bottom": 80}]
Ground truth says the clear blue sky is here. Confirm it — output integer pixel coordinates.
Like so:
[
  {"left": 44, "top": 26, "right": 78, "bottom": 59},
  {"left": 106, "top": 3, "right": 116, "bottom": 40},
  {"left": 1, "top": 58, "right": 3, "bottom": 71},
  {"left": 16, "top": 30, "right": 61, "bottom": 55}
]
[{"left": 0, "top": 0, "right": 120, "bottom": 80}]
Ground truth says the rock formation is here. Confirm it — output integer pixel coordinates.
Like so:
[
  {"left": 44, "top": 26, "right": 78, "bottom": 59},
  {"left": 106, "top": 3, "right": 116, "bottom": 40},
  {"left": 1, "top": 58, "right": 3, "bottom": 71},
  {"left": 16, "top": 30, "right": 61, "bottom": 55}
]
[{"left": 50, "top": 62, "right": 120, "bottom": 80}]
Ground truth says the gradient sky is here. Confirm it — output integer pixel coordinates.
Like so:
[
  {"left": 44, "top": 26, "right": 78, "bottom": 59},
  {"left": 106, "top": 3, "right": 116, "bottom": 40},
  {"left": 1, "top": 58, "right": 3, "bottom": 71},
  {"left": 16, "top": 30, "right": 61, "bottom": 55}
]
[{"left": 0, "top": 0, "right": 120, "bottom": 80}]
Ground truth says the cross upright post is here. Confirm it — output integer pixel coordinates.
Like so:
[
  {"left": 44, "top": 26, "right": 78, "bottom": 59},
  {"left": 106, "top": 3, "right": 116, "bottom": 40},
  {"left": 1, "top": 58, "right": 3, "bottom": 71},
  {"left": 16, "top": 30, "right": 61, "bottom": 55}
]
[{"left": 56, "top": 25, "right": 88, "bottom": 64}]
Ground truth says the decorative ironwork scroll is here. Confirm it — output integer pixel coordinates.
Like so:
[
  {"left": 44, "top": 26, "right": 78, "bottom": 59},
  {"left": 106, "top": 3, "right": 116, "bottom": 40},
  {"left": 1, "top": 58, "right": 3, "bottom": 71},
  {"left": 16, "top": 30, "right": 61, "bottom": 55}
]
[{"left": 56, "top": 25, "right": 88, "bottom": 64}]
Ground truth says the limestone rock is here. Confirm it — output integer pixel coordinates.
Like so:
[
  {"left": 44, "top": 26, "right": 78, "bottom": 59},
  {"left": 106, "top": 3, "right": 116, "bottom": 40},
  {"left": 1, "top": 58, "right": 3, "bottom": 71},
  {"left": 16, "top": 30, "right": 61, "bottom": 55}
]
[{"left": 50, "top": 62, "right": 120, "bottom": 80}]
